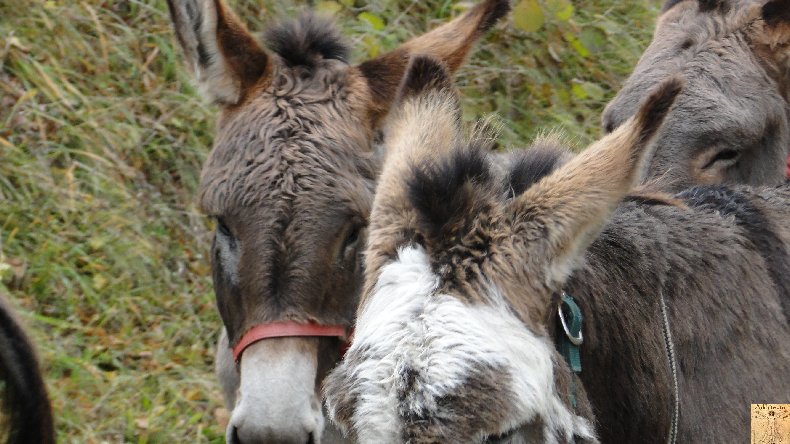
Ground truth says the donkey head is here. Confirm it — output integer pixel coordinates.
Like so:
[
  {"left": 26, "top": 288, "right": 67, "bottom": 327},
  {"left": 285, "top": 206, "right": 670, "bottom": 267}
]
[
  {"left": 603, "top": 0, "right": 790, "bottom": 191},
  {"left": 166, "top": 1, "right": 510, "bottom": 442},
  {"left": 324, "top": 56, "right": 681, "bottom": 442}
]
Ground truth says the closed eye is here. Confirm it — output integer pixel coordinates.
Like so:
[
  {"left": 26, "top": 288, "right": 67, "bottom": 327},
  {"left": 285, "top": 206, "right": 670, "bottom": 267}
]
[{"left": 702, "top": 149, "right": 740, "bottom": 170}]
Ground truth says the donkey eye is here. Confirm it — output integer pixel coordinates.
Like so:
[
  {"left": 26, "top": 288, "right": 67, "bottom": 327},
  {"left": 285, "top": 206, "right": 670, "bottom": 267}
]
[
  {"left": 216, "top": 217, "right": 233, "bottom": 238},
  {"left": 341, "top": 224, "right": 365, "bottom": 261},
  {"left": 703, "top": 149, "right": 740, "bottom": 170},
  {"left": 344, "top": 225, "right": 362, "bottom": 251}
]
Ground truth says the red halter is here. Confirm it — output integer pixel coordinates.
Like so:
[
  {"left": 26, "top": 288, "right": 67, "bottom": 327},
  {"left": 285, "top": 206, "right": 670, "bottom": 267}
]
[
  {"left": 232, "top": 321, "right": 352, "bottom": 362},
  {"left": 785, "top": 154, "right": 790, "bottom": 179}
]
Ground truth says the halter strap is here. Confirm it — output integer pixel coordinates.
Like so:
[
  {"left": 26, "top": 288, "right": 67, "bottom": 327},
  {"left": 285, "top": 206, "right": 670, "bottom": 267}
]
[
  {"left": 558, "top": 290, "right": 680, "bottom": 442},
  {"left": 557, "top": 292, "right": 583, "bottom": 409},
  {"left": 232, "top": 321, "right": 352, "bottom": 362}
]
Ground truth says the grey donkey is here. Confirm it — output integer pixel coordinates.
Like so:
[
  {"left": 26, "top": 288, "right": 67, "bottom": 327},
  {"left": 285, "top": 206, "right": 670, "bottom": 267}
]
[{"left": 604, "top": 0, "right": 790, "bottom": 191}]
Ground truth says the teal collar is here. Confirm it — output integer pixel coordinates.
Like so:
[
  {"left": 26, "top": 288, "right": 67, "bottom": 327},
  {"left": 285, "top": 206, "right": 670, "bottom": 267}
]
[{"left": 557, "top": 291, "right": 583, "bottom": 408}]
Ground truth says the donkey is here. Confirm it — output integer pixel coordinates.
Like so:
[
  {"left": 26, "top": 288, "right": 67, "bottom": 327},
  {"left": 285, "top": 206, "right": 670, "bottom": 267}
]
[
  {"left": 324, "top": 56, "right": 790, "bottom": 443},
  {"left": 603, "top": 0, "right": 790, "bottom": 191},
  {"left": 0, "top": 293, "right": 54, "bottom": 444},
  {"left": 166, "top": 0, "right": 510, "bottom": 442}
]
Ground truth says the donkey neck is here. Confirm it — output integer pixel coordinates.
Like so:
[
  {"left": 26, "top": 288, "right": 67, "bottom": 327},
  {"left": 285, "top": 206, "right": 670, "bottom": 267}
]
[{"left": 563, "top": 190, "right": 790, "bottom": 442}]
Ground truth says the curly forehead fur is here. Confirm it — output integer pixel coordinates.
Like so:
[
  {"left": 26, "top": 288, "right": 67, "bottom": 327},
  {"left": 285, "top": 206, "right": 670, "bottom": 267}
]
[{"left": 197, "top": 63, "right": 376, "bottom": 216}]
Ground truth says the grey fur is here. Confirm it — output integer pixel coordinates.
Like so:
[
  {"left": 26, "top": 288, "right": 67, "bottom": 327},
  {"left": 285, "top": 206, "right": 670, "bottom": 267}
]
[
  {"left": 325, "top": 56, "right": 790, "bottom": 442},
  {"left": 603, "top": 0, "right": 790, "bottom": 191},
  {"left": 166, "top": 0, "right": 511, "bottom": 441}
]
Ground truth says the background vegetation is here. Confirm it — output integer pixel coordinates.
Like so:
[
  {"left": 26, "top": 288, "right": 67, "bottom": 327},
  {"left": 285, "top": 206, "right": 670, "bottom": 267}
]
[{"left": 0, "top": 0, "right": 658, "bottom": 442}]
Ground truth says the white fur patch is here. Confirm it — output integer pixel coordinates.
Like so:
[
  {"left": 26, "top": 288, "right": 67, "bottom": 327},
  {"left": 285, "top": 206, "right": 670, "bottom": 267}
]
[{"left": 328, "top": 246, "right": 595, "bottom": 442}]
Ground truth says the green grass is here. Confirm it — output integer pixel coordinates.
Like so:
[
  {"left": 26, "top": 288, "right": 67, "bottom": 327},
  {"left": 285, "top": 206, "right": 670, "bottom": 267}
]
[{"left": 0, "top": 0, "right": 658, "bottom": 442}]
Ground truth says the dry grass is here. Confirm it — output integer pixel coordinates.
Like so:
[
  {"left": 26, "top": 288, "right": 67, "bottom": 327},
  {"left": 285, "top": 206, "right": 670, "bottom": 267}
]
[{"left": 0, "top": 0, "right": 657, "bottom": 442}]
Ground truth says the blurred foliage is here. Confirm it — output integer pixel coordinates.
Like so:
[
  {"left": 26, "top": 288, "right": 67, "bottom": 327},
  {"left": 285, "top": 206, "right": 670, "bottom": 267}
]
[{"left": 0, "top": 0, "right": 658, "bottom": 442}]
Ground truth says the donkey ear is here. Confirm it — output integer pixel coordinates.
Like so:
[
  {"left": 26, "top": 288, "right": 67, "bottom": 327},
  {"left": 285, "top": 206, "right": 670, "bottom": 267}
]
[
  {"left": 356, "top": 0, "right": 510, "bottom": 124},
  {"left": 509, "top": 77, "right": 683, "bottom": 288},
  {"left": 383, "top": 55, "right": 462, "bottom": 161},
  {"left": 166, "top": 0, "right": 270, "bottom": 105}
]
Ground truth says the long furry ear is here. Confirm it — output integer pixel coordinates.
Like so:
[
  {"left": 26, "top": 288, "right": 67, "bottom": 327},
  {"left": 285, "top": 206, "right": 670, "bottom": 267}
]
[
  {"left": 509, "top": 77, "right": 683, "bottom": 288},
  {"left": 357, "top": 0, "right": 510, "bottom": 124},
  {"left": 360, "top": 56, "right": 464, "bottom": 284},
  {"left": 382, "top": 56, "right": 463, "bottom": 161},
  {"left": 166, "top": 0, "right": 270, "bottom": 105}
]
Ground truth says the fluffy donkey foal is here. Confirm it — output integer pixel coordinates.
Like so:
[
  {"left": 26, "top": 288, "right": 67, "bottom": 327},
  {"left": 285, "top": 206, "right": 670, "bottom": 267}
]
[
  {"left": 324, "top": 56, "right": 682, "bottom": 442},
  {"left": 166, "top": 0, "right": 510, "bottom": 442}
]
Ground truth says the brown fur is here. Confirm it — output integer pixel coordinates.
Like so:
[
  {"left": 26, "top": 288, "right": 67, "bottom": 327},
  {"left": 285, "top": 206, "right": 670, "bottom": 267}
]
[
  {"left": 604, "top": 0, "right": 790, "bottom": 191},
  {"left": 325, "top": 55, "right": 790, "bottom": 442},
  {"left": 166, "top": 1, "right": 510, "bottom": 441}
]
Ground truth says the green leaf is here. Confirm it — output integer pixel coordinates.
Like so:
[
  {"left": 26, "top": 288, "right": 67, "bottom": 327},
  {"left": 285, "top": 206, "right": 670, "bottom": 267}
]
[
  {"left": 581, "top": 81, "right": 605, "bottom": 101},
  {"left": 315, "top": 1, "right": 343, "bottom": 15},
  {"left": 547, "top": 0, "right": 574, "bottom": 21},
  {"left": 571, "top": 81, "right": 605, "bottom": 101},
  {"left": 563, "top": 32, "right": 590, "bottom": 58},
  {"left": 339, "top": 0, "right": 354, "bottom": 6},
  {"left": 578, "top": 28, "right": 607, "bottom": 54},
  {"left": 571, "top": 83, "right": 587, "bottom": 99},
  {"left": 362, "top": 35, "right": 382, "bottom": 57},
  {"left": 513, "top": 0, "right": 544, "bottom": 33},
  {"left": 358, "top": 12, "right": 385, "bottom": 31}
]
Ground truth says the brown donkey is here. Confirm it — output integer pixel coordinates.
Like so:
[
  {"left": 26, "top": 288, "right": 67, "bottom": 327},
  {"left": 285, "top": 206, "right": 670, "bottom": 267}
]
[
  {"left": 166, "top": 0, "right": 510, "bottom": 442},
  {"left": 603, "top": 0, "right": 790, "bottom": 191},
  {"left": 324, "top": 56, "right": 790, "bottom": 442},
  {"left": 0, "top": 293, "right": 54, "bottom": 444}
]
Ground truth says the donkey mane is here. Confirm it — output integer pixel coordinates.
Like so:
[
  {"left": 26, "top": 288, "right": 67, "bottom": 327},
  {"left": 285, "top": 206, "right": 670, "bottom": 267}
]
[
  {"left": 264, "top": 12, "right": 350, "bottom": 68},
  {"left": 505, "top": 140, "right": 573, "bottom": 196}
]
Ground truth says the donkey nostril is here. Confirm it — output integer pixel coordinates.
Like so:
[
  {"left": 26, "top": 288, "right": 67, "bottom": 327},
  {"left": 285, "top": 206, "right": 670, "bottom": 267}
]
[{"left": 307, "top": 432, "right": 316, "bottom": 444}]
